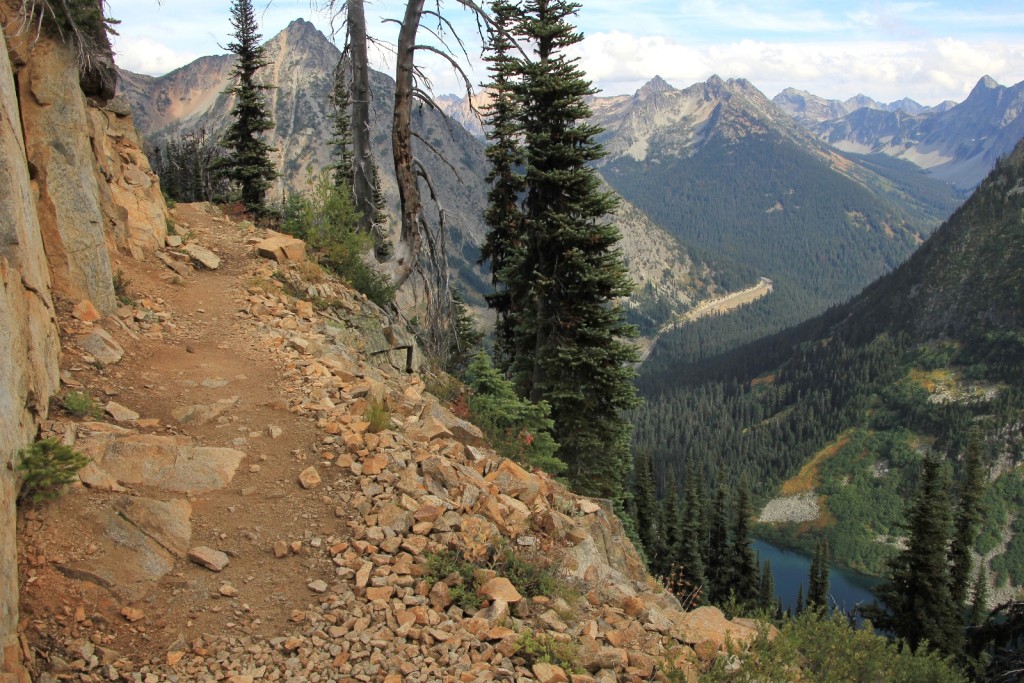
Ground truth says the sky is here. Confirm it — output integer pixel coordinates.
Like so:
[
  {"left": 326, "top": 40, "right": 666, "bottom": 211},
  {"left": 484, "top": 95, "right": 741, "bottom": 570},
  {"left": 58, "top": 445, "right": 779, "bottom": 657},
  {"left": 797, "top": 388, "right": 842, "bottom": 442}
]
[{"left": 107, "top": 0, "right": 1024, "bottom": 106}]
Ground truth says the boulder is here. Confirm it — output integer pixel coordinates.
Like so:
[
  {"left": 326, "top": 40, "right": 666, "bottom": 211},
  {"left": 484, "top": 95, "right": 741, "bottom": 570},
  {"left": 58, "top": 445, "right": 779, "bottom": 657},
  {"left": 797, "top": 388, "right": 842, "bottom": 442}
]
[
  {"left": 182, "top": 243, "right": 221, "bottom": 270},
  {"left": 76, "top": 327, "right": 124, "bottom": 365},
  {"left": 256, "top": 231, "right": 306, "bottom": 263}
]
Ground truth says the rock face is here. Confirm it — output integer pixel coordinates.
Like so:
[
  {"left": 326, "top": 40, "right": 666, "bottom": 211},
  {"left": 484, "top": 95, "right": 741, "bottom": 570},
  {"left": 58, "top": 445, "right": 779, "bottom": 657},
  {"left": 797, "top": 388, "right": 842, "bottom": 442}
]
[
  {"left": 0, "top": 5, "right": 169, "bottom": 674},
  {"left": 0, "top": 11, "right": 61, "bottom": 672}
]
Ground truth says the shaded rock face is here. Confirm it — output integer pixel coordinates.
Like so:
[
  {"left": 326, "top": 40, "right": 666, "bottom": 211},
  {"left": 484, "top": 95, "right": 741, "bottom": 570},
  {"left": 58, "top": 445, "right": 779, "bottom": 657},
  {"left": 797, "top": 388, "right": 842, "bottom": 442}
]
[
  {"left": 0, "top": 4, "right": 168, "bottom": 674},
  {"left": 17, "top": 36, "right": 117, "bottom": 311},
  {"left": 0, "top": 13, "right": 61, "bottom": 667}
]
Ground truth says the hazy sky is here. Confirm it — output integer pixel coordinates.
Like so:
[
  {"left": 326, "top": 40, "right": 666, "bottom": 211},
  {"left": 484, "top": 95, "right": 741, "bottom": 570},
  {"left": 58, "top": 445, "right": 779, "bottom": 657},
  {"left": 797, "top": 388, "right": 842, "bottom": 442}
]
[{"left": 107, "top": 0, "right": 1024, "bottom": 105}]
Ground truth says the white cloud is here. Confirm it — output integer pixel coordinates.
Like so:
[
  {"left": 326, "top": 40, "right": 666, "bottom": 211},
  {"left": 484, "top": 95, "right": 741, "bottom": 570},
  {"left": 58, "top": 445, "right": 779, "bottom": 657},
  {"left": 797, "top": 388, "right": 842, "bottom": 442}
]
[
  {"left": 112, "top": 36, "right": 202, "bottom": 76},
  {"left": 574, "top": 30, "right": 1024, "bottom": 105}
]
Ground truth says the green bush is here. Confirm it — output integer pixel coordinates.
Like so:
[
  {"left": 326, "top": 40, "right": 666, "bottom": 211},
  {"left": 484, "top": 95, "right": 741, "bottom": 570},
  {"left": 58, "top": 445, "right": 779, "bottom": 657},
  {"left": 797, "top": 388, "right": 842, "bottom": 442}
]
[
  {"left": 464, "top": 353, "right": 564, "bottom": 475},
  {"left": 693, "top": 611, "right": 965, "bottom": 682},
  {"left": 514, "top": 630, "right": 580, "bottom": 672},
  {"left": 17, "top": 439, "right": 91, "bottom": 505},
  {"left": 281, "top": 171, "right": 394, "bottom": 308},
  {"left": 62, "top": 390, "right": 101, "bottom": 418},
  {"left": 364, "top": 399, "right": 392, "bottom": 434}
]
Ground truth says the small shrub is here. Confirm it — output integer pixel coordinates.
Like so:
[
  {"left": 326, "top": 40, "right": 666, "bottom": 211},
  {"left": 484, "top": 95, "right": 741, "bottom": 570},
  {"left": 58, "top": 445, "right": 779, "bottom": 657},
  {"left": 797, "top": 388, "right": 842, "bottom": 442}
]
[
  {"left": 514, "top": 630, "right": 580, "bottom": 672},
  {"left": 425, "top": 548, "right": 480, "bottom": 612},
  {"left": 112, "top": 269, "right": 133, "bottom": 306},
  {"left": 465, "top": 353, "right": 564, "bottom": 475},
  {"left": 17, "top": 439, "right": 91, "bottom": 505},
  {"left": 487, "top": 540, "right": 562, "bottom": 600},
  {"left": 365, "top": 399, "right": 391, "bottom": 434},
  {"left": 423, "top": 368, "right": 465, "bottom": 406},
  {"left": 62, "top": 390, "right": 101, "bottom": 418}
]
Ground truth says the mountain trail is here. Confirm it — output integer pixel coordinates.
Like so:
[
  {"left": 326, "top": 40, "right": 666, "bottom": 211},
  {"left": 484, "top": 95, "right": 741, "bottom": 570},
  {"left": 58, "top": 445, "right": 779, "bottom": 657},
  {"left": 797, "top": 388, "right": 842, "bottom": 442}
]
[{"left": 16, "top": 203, "right": 761, "bottom": 682}]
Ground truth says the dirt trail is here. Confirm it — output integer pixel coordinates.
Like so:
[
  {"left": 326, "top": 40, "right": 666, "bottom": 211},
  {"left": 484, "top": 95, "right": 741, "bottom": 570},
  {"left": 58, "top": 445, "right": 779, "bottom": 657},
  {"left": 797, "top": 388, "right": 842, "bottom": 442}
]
[
  {"left": 640, "top": 277, "right": 773, "bottom": 362},
  {"left": 19, "top": 203, "right": 350, "bottom": 665}
]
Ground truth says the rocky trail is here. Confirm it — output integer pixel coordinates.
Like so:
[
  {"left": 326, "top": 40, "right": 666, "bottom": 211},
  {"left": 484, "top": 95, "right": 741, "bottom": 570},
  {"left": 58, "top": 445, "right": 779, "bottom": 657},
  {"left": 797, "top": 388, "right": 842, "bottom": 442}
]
[{"left": 16, "top": 204, "right": 760, "bottom": 683}]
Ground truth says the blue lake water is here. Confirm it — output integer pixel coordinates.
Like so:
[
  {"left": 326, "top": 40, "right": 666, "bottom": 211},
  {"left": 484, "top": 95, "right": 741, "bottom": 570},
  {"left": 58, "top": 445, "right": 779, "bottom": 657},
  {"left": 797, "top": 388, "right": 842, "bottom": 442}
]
[{"left": 753, "top": 539, "right": 883, "bottom": 614}]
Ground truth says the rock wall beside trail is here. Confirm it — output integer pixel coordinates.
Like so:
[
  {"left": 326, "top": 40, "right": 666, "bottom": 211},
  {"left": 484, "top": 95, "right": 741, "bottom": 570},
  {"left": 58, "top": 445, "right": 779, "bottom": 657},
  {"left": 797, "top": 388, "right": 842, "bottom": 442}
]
[
  {"left": 0, "top": 15, "right": 61, "bottom": 675},
  {"left": 0, "top": 0, "right": 170, "bottom": 675}
]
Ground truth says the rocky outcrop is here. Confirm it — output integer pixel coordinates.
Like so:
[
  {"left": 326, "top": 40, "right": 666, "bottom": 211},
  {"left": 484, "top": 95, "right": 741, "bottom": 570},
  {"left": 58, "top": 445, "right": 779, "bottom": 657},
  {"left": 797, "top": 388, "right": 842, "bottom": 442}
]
[
  {"left": 0, "top": 2, "right": 169, "bottom": 677},
  {"left": 0, "top": 13, "right": 61, "bottom": 677}
]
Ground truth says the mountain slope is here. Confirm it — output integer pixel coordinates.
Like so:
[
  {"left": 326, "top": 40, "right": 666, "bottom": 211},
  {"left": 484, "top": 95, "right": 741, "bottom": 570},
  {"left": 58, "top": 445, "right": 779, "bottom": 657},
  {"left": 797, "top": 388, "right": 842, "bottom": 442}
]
[
  {"left": 592, "top": 75, "right": 959, "bottom": 351},
  {"left": 635, "top": 137, "right": 1024, "bottom": 590},
  {"left": 810, "top": 76, "right": 1024, "bottom": 190},
  {"left": 118, "top": 19, "right": 711, "bottom": 318}
]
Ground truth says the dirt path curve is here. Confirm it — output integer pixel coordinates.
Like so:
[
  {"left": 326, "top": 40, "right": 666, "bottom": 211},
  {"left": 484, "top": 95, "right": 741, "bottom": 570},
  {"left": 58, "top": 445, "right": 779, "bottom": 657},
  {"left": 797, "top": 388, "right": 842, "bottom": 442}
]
[
  {"left": 639, "top": 277, "right": 773, "bottom": 362},
  {"left": 18, "top": 203, "right": 353, "bottom": 667}
]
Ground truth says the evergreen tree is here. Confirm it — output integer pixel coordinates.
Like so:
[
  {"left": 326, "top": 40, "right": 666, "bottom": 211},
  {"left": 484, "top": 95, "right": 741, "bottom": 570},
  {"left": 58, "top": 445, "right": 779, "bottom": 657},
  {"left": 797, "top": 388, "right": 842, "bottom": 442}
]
[
  {"left": 729, "top": 480, "right": 760, "bottom": 606},
  {"left": 632, "top": 450, "right": 658, "bottom": 560},
  {"left": 759, "top": 559, "right": 776, "bottom": 612},
  {"left": 327, "top": 58, "right": 354, "bottom": 190},
  {"left": 707, "top": 483, "right": 731, "bottom": 604},
  {"left": 869, "top": 456, "right": 962, "bottom": 656},
  {"left": 950, "top": 432, "right": 986, "bottom": 610},
  {"left": 479, "top": 0, "right": 526, "bottom": 370},
  {"left": 503, "top": 0, "right": 640, "bottom": 500},
  {"left": 969, "top": 565, "right": 989, "bottom": 628},
  {"left": 677, "top": 471, "right": 706, "bottom": 601},
  {"left": 219, "top": 0, "right": 277, "bottom": 214},
  {"left": 796, "top": 584, "right": 805, "bottom": 615},
  {"left": 808, "top": 538, "right": 830, "bottom": 610},
  {"left": 659, "top": 478, "right": 682, "bottom": 576}
]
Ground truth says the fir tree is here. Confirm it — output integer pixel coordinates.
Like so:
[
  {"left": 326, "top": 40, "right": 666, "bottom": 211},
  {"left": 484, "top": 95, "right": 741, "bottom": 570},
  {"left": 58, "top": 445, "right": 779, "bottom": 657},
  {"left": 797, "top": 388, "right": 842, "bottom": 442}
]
[
  {"left": 632, "top": 450, "right": 658, "bottom": 561},
  {"left": 219, "top": 0, "right": 277, "bottom": 214},
  {"left": 760, "top": 559, "right": 776, "bottom": 612},
  {"left": 796, "top": 584, "right": 805, "bottom": 615},
  {"left": 969, "top": 565, "right": 989, "bottom": 627},
  {"left": 729, "top": 480, "right": 760, "bottom": 606},
  {"left": 707, "top": 483, "right": 731, "bottom": 604},
  {"left": 677, "top": 470, "right": 706, "bottom": 601},
  {"left": 479, "top": 0, "right": 526, "bottom": 370},
  {"left": 869, "top": 456, "right": 962, "bottom": 655},
  {"left": 808, "top": 538, "right": 830, "bottom": 610},
  {"left": 504, "top": 0, "right": 640, "bottom": 500},
  {"left": 950, "top": 432, "right": 986, "bottom": 610},
  {"left": 659, "top": 478, "right": 683, "bottom": 575}
]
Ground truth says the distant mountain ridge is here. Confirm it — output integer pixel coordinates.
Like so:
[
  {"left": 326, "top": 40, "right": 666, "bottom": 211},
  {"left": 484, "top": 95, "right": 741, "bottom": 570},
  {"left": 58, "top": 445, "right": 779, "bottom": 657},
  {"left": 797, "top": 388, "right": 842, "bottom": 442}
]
[
  {"left": 117, "top": 19, "right": 711, "bottom": 322},
  {"left": 779, "top": 76, "right": 1024, "bottom": 190},
  {"left": 585, "top": 73, "right": 960, "bottom": 351}
]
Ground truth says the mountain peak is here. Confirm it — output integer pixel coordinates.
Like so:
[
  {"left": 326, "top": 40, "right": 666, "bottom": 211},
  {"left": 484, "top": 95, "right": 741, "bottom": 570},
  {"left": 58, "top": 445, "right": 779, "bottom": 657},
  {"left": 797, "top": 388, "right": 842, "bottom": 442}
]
[
  {"left": 977, "top": 75, "right": 999, "bottom": 90},
  {"left": 637, "top": 75, "right": 674, "bottom": 97}
]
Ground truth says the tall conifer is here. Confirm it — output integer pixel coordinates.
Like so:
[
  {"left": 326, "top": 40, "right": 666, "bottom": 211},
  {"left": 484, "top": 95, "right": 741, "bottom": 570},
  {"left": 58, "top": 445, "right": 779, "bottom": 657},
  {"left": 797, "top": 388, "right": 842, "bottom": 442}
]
[
  {"left": 677, "top": 472, "right": 706, "bottom": 600},
  {"left": 950, "top": 432, "right": 986, "bottom": 609},
  {"left": 220, "top": 0, "right": 277, "bottom": 213},
  {"left": 729, "top": 481, "right": 760, "bottom": 605},
  {"left": 707, "top": 483, "right": 731, "bottom": 604},
  {"left": 510, "top": 0, "right": 640, "bottom": 500},
  {"left": 479, "top": 0, "right": 525, "bottom": 370},
  {"left": 869, "top": 456, "right": 962, "bottom": 655}
]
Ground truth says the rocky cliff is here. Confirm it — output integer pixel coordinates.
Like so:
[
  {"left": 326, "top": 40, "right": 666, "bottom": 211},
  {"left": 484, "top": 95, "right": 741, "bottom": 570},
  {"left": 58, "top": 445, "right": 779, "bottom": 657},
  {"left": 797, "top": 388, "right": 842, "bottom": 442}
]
[{"left": 0, "top": 1, "right": 169, "bottom": 677}]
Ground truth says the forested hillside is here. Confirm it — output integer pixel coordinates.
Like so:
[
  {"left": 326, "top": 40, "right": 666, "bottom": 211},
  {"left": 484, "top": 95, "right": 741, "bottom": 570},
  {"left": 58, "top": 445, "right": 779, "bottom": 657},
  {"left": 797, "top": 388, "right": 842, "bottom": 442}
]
[
  {"left": 634, "top": 138, "right": 1024, "bottom": 588},
  {"left": 599, "top": 85, "right": 961, "bottom": 360}
]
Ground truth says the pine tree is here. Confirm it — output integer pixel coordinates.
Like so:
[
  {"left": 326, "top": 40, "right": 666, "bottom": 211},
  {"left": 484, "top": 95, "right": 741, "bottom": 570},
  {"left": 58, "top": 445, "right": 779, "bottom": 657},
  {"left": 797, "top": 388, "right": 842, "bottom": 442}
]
[
  {"left": 969, "top": 564, "right": 989, "bottom": 627},
  {"left": 796, "top": 584, "right": 805, "bottom": 615},
  {"left": 707, "top": 483, "right": 731, "bottom": 604},
  {"left": 869, "top": 456, "right": 962, "bottom": 655},
  {"left": 759, "top": 559, "right": 775, "bottom": 612},
  {"left": 479, "top": 0, "right": 526, "bottom": 370},
  {"left": 219, "top": 0, "right": 277, "bottom": 214},
  {"left": 677, "top": 471, "right": 706, "bottom": 601},
  {"left": 504, "top": 0, "right": 640, "bottom": 500},
  {"left": 659, "top": 478, "right": 682, "bottom": 575},
  {"left": 950, "top": 432, "right": 986, "bottom": 610},
  {"left": 808, "top": 538, "right": 830, "bottom": 610},
  {"left": 632, "top": 450, "right": 658, "bottom": 561},
  {"left": 729, "top": 480, "right": 760, "bottom": 606}
]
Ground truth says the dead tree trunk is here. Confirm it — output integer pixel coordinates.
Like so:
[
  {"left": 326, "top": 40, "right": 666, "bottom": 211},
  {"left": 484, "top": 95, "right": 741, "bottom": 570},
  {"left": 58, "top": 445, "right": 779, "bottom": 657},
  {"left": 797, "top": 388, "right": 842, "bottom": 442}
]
[
  {"left": 347, "top": 0, "right": 376, "bottom": 238},
  {"left": 391, "top": 0, "right": 427, "bottom": 288}
]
